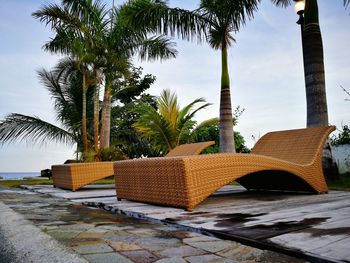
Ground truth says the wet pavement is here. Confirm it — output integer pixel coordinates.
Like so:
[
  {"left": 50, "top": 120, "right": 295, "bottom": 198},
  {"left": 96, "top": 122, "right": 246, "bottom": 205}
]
[{"left": 0, "top": 186, "right": 308, "bottom": 263}]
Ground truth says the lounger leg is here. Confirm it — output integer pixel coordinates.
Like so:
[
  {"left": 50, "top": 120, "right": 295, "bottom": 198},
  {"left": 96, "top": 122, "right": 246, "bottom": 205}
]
[{"left": 117, "top": 197, "right": 122, "bottom": 201}]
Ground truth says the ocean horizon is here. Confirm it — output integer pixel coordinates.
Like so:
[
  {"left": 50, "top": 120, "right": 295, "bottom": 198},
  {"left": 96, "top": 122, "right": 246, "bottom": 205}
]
[{"left": 0, "top": 172, "right": 40, "bottom": 180}]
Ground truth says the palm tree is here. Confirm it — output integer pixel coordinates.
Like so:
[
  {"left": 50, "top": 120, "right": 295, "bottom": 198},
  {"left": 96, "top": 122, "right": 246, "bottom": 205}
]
[
  {"left": 33, "top": 0, "right": 178, "bottom": 156},
  {"left": 120, "top": 0, "right": 259, "bottom": 153},
  {"left": 133, "top": 89, "right": 211, "bottom": 154},
  {"left": 0, "top": 59, "right": 94, "bottom": 155},
  {"left": 33, "top": 2, "right": 102, "bottom": 158},
  {"left": 98, "top": 4, "right": 178, "bottom": 149},
  {"left": 271, "top": 0, "right": 350, "bottom": 127},
  {"left": 272, "top": 0, "right": 349, "bottom": 180}
]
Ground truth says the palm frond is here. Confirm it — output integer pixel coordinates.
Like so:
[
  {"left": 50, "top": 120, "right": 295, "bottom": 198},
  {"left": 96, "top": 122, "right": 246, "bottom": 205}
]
[
  {"left": 0, "top": 113, "right": 75, "bottom": 146},
  {"left": 137, "top": 35, "right": 178, "bottom": 61},
  {"left": 345, "top": 0, "right": 350, "bottom": 8},
  {"left": 119, "top": 0, "right": 208, "bottom": 42},
  {"left": 133, "top": 103, "right": 174, "bottom": 152},
  {"left": 270, "top": 0, "right": 292, "bottom": 8}
]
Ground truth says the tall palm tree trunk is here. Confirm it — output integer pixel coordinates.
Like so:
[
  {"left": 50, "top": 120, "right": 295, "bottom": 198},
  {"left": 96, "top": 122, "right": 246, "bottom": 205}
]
[
  {"left": 100, "top": 82, "right": 111, "bottom": 149},
  {"left": 303, "top": 0, "right": 328, "bottom": 127},
  {"left": 302, "top": 0, "right": 337, "bottom": 180},
  {"left": 93, "top": 80, "right": 100, "bottom": 157},
  {"left": 82, "top": 72, "right": 89, "bottom": 159},
  {"left": 219, "top": 44, "right": 235, "bottom": 153}
]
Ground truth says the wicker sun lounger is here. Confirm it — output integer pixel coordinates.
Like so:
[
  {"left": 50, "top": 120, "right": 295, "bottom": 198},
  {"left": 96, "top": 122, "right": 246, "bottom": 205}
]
[
  {"left": 52, "top": 162, "right": 115, "bottom": 191},
  {"left": 52, "top": 141, "right": 215, "bottom": 191},
  {"left": 114, "top": 126, "right": 335, "bottom": 211}
]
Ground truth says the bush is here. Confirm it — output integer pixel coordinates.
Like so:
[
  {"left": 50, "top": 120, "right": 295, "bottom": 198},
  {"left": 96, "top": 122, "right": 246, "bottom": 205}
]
[
  {"left": 85, "top": 147, "right": 127, "bottom": 162},
  {"left": 331, "top": 125, "right": 350, "bottom": 146}
]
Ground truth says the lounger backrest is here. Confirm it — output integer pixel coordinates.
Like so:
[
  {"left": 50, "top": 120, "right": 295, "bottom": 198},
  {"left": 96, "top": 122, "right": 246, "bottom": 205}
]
[
  {"left": 251, "top": 126, "right": 335, "bottom": 165},
  {"left": 166, "top": 141, "right": 215, "bottom": 157}
]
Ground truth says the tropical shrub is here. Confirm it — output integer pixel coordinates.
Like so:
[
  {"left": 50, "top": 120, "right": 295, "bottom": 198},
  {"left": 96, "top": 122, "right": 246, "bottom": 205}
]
[{"left": 331, "top": 125, "right": 350, "bottom": 146}]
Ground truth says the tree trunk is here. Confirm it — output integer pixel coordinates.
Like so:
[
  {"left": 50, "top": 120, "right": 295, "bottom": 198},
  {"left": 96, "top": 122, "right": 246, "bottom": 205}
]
[
  {"left": 302, "top": 23, "right": 328, "bottom": 127},
  {"left": 302, "top": 0, "right": 338, "bottom": 180},
  {"left": 100, "top": 81, "right": 111, "bottom": 149},
  {"left": 82, "top": 72, "right": 88, "bottom": 159},
  {"left": 93, "top": 75, "right": 100, "bottom": 159},
  {"left": 219, "top": 44, "right": 235, "bottom": 153}
]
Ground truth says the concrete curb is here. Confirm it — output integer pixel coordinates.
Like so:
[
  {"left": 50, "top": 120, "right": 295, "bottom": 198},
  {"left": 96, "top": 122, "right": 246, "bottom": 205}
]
[{"left": 0, "top": 202, "right": 88, "bottom": 263}]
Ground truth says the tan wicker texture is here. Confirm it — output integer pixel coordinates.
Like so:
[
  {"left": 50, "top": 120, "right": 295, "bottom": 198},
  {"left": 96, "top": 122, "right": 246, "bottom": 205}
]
[
  {"left": 114, "top": 126, "right": 335, "bottom": 211},
  {"left": 165, "top": 141, "right": 215, "bottom": 157},
  {"left": 51, "top": 141, "right": 214, "bottom": 191},
  {"left": 52, "top": 162, "right": 114, "bottom": 191}
]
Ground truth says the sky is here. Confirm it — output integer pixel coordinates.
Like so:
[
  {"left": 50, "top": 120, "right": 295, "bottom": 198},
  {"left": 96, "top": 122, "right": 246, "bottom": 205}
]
[{"left": 0, "top": 0, "right": 349, "bottom": 172}]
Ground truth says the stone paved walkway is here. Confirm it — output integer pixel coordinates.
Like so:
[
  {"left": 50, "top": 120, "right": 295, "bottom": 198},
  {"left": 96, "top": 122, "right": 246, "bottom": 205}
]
[{"left": 0, "top": 187, "right": 307, "bottom": 263}]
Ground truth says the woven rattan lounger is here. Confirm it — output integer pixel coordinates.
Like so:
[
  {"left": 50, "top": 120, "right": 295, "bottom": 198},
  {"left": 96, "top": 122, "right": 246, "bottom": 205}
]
[
  {"left": 114, "top": 126, "right": 335, "bottom": 211},
  {"left": 52, "top": 141, "right": 215, "bottom": 191},
  {"left": 52, "top": 162, "right": 114, "bottom": 191}
]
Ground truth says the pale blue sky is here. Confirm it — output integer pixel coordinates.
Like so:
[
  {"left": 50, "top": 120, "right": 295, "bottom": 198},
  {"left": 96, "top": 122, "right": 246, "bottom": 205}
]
[{"left": 0, "top": 1, "right": 349, "bottom": 172}]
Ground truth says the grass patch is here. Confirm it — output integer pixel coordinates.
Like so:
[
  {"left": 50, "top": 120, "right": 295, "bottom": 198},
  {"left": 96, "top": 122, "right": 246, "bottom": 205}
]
[
  {"left": 1, "top": 174, "right": 348, "bottom": 191},
  {"left": 328, "top": 173, "right": 350, "bottom": 191},
  {"left": 0, "top": 179, "right": 53, "bottom": 188},
  {"left": 92, "top": 178, "right": 115, "bottom": 184},
  {"left": 0, "top": 177, "right": 115, "bottom": 189}
]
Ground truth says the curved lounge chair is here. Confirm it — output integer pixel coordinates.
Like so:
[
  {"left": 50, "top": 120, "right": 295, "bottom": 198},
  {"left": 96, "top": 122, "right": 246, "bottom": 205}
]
[
  {"left": 114, "top": 126, "right": 335, "bottom": 211},
  {"left": 52, "top": 141, "right": 215, "bottom": 191}
]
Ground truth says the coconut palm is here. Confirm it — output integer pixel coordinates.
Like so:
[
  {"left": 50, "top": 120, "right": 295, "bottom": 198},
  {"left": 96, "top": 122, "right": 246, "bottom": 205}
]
[
  {"left": 271, "top": 0, "right": 350, "bottom": 127},
  {"left": 33, "top": 2, "right": 102, "bottom": 158},
  {"left": 98, "top": 5, "right": 177, "bottom": 149},
  {"left": 0, "top": 58, "right": 94, "bottom": 155},
  {"left": 120, "top": 0, "right": 260, "bottom": 153},
  {"left": 133, "top": 89, "right": 211, "bottom": 154},
  {"left": 33, "top": 0, "right": 177, "bottom": 156}
]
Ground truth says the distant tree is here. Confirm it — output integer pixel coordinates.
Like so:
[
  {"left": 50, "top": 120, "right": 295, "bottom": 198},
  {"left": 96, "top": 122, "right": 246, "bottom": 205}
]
[
  {"left": 133, "top": 89, "right": 211, "bottom": 154},
  {"left": 331, "top": 125, "right": 350, "bottom": 146},
  {"left": 190, "top": 110, "right": 250, "bottom": 153},
  {"left": 120, "top": 0, "right": 260, "bottom": 154},
  {"left": 33, "top": 0, "right": 177, "bottom": 158},
  {"left": 111, "top": 94, "right": 161, "bottom": 158}
]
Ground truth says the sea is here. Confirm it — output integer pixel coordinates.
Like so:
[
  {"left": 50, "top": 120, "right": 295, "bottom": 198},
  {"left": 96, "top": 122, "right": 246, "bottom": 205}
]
[{"left": 0, "top": 172, "right": 40, "bottom": 180}]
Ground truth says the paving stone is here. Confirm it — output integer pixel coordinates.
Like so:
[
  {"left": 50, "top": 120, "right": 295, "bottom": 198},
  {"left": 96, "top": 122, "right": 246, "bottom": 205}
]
[
  {"left": 136, "top": 237, "right": 181, "bottom": 251},
  {"left": 103, "top": 234, "right": 139, "bottom": 243},
  {"left": 39, "top": 220, "right": 67, "bottom": 226},
  {"left": 154, "top": 257, "right": 187, "bottom": 263},
  {"left": 186, "top": 240, "right": 232, "bottom": 253},
  {"left": 94, "top": 224, "right": 135, "bottom": 231},
  {"left": 120, "top": 249, "right": 159, "bottom": 263},
  {"left": 83, "top": 252, "right": 132, "bottom": 263},
  {"left": 71, "top": 242, "right": 114, "bottom": 254},
  {"left": 217, "top": 244, "right": 262, "bottom": 261},
  {"left": 158, "top": 245, "right": 206, "bottom": 258},
  {"left": 185, "top": 254, "right": 238, "bottom": 263},
  {"left": 77, "top": 232, "right": 106, "bottom": 239},
  {"left": 58, "top": 223, "right": 94, "bottom": 231},
  {"left": 183, "top": 235, "right": 220, "bottom": 243},
  {"left": 108, "top": 241, "right": 142, "bottom": 251},
  {"left": 38, "top": 225, "right": 59, "bottom": 231},
  {"left": 127, "top": 228, "right": 159, "bottom": 237},
  {"left": 46, "top": 229, "right": 81, "bottom": 240},
  {"left": 165, "top": 230, "right": 195, "bottom": 239}
]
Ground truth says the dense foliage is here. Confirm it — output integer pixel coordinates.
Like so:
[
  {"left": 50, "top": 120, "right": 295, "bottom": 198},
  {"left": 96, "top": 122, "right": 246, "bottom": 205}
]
[{"left": 331, "top": 125, "right": 350, "bottom": 146}]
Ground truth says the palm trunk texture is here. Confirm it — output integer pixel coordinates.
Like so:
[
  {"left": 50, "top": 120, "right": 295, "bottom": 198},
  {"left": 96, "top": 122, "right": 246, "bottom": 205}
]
[
  {"left": 302, "top": 0, "right": 338, "bottom": 180},
  {"left": 100, "top": 82, "right": 111, "bottom": 149},
  {"left": 302, "top": 23, "right": 328, "bottom": 127},
  {"left": 219, "top": 45, "right": 235, "bottom": 153},
  {"left": 82, "top": 72, "right": 88, "bottom": 159},
  {"left": 93, "top": 83, "right": 100, "bottom": 157}
]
